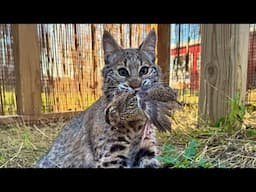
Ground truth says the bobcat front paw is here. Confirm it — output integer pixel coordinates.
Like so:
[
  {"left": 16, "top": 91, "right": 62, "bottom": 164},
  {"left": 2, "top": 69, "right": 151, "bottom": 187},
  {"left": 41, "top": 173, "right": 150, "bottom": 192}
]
[
  {"left": 139, "top": 158, "right": 161, "bottom": 168},
  {"left": 105, "top": 106, "right": 120, "bottom": 126}
]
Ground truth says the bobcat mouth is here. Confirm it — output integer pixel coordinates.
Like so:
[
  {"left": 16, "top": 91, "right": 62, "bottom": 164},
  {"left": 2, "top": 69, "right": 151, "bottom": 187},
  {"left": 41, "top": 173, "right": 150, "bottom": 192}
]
[
  {"left": 117, "top": 83, "right": 141, "bottom": 94},
  {"left": 118, "top": 84, "right": 133, "bottom": 92}
]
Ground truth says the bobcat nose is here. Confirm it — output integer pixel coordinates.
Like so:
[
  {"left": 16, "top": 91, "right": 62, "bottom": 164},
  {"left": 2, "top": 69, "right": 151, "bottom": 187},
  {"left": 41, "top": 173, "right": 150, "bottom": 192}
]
[{"left": 129, "top": 79, "right": 141, "bottom": 89}]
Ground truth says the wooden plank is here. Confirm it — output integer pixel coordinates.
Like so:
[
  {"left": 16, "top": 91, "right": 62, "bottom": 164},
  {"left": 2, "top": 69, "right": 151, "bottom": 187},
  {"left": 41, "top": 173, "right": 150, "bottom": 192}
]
[
  {"left": 90, "top": 24, "right": 97, "bottom": 99},
  {"left": 129, "top": 24, "right": 133, "bottom": 47},
  {"left": 199, "top": 24, "right": 249, "bottom": 124},
  {"left": 157, "top": 24, "right": 170, "bottom": 85},
  {"left": 12, "top": 24, "right": 42, "bottom": 116}
]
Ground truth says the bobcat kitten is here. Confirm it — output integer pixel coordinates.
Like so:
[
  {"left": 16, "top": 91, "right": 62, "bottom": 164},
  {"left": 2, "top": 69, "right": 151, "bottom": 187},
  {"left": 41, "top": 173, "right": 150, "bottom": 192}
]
[{"left": 35, "top": 29, "right": 171, "bottom": 168}]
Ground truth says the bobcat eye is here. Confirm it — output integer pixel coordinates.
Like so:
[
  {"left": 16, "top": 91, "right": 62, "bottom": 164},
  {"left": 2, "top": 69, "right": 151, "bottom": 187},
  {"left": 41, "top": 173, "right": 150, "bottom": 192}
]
[
  {"left": 139, "top": 66, "right": 149, "bottom": 76},
  {"left": 118, "top": 68, "right": 129, "bottom": 77}
]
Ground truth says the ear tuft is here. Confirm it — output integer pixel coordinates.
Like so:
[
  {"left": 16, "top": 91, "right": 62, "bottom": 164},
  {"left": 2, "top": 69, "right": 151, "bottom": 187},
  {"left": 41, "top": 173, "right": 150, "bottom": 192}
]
[
  {"left": 103, "top": 31, "right": 122, "bottom": 64},
  {"left": 139, "top": 29, "right": 156, "bottom": 62}
]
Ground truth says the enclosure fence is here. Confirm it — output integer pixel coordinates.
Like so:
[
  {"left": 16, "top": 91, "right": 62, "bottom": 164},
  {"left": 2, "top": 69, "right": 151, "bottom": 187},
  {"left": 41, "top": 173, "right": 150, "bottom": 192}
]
[
  {"left": 169, "top": 24, "right": 201, "bottom": 105},
  {"left": 0, "top": 24, "right": 16, "bottom": 115},
  {"left": 0, "top": 24, "right": 157, "bottom": 116},
  {"left": 0, "top": 24, "right": 256, "bottom": 118},
  {"left": 170, "top": 24, "right": 256, "bottom": 105},
  {"left": 247, "top": 24, "right": 256, "bottom": 104}
]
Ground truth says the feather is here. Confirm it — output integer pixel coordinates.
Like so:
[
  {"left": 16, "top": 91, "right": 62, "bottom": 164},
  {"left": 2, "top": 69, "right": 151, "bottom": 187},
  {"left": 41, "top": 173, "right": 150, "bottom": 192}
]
[{"left": 137, "top": 83, "right": 182, "bottom": 132}]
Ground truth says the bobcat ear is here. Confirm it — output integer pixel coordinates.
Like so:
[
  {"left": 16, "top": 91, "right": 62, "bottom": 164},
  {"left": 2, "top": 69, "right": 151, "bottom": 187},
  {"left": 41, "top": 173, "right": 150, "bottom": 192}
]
[
  {"left": 139, "top": 29, "right": 156, "bottom": 62},
  {"left": 103, "top": 31, "right": 122, "bottom": 64}
]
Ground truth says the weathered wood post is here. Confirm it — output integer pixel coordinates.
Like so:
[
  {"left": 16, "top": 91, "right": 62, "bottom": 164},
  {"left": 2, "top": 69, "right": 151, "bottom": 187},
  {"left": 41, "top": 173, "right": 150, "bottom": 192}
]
[
  {"left": 12, "top": 24, "right": 42, "bottom": 117},
  {"left": 157, "top": 24, "right": 170, "bottom": 85},
  {"left": 199, "top": 24, "right": 249, "bottom": 124}
]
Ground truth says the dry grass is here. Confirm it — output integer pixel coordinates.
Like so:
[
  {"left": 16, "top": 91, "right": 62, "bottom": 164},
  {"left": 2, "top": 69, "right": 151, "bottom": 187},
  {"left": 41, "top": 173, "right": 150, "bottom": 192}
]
[
  {"left": 1, "top": 103, "right": 256, "bottom": 168},
  {"left": 0, "top": 119, "right": 66, "bottom": 168},
  {"left": 157, "top": 105, "right": 256, "bottom": 168}
]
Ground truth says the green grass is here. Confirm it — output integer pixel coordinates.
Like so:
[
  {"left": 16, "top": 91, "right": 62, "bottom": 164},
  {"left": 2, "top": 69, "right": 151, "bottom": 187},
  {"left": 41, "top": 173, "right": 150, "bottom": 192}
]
[{"left": 157, "top": 139, "right": 212, "bottom": 168}]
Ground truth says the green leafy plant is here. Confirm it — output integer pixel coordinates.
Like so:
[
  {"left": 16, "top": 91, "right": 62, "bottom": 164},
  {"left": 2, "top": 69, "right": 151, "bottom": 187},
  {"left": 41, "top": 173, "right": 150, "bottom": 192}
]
[
  {"left": 215, "top": 93, "right": 246, "bottom": 131},
  {"left": 157, "top": 139, "right": 212, "bottom": 168}
]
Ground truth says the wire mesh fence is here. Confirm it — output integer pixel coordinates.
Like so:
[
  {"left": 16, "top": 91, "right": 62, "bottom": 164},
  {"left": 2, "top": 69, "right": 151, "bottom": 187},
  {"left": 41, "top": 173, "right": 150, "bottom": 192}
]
[
  {"left": 246, "top": 24, "right": 256, "bottom": 105},
  {"left": 1, "top": 24, "right": 256, "bottom": 116},
  {"left": 0, "top": 24, "right": 16, "bottom": 115},
  {"left": 170, "top": 24, "right": 256, "bottom": 106},
  {"left": 170, "top": 24, "right": 201, "bottom": 105},
  {"left": 37, "top": 24, "right": 157, "bottom": 113}
]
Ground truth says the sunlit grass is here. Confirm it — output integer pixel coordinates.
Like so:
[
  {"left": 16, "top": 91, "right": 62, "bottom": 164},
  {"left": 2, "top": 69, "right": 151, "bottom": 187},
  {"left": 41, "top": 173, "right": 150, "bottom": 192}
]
[
  {"left": 41, "top": 92, "right": 98, "bottom": 112},
  {"left": 0, "top": 90, "right": 16, "bottom": 115},
  {"left": 1, "top": 88, "right": 256, "bottom": 168},
  {"left": 1, "top": 91, "right": 98, "bottom": 114},
  {"left": 247, "top": 89, "right": 256, "bottom": 105},
  {"left": 2, "top": 88, "right": 256, "bottom": 114}
]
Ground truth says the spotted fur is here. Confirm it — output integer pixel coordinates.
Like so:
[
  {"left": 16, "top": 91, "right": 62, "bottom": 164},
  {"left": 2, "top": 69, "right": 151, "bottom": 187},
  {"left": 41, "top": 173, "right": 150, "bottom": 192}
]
[{"left": 35, "top": 29, "right": 162, "bottom": 168}]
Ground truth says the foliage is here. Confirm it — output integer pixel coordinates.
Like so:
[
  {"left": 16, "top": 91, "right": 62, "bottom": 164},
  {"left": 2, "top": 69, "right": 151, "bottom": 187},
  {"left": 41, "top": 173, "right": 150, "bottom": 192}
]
[
  {"left": 157, "top": 139, "right": 212, "bottom": 168},
  {"left": 215, "top": 93, "right": 246, "bottom": 132},
  {"left": 157, "top": 91, "right": 256, "bottom": 168}
]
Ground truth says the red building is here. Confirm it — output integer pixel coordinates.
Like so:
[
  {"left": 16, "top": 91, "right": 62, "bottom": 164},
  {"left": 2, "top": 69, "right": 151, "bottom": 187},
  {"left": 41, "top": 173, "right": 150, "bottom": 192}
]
[
  {"left": 248, "top": 31, "right": 256, "bottom": 89},
  {"left": 170, "top": 43, "right": 200, "bottom": 90},
  {"left": 170, "top": 31, "right": 256, "bottom": 91}
]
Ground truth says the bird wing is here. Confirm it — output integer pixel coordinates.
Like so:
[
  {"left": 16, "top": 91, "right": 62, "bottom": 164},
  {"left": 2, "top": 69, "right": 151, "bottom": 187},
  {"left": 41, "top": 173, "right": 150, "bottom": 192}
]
[
  {"left": 141, "top": 83, "right": 178, "bottom": 102},
  {"left": 137, "top": 83, "right": 183, "bottom": 133},
  {"left": 141, "top": 100, "right": 172, "bottom": 132}
]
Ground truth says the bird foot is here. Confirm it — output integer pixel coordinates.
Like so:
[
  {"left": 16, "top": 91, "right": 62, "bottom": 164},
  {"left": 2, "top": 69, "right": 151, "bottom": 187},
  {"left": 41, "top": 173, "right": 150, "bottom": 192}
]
[{"left": 140, "top": 120, "right": 152, "bottom": 146}]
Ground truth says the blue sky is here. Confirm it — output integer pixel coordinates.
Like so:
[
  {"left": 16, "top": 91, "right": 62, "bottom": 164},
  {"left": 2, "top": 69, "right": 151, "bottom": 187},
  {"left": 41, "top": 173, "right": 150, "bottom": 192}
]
[{"left": 171, "top": 24, "right": 200, "bottom": 45}]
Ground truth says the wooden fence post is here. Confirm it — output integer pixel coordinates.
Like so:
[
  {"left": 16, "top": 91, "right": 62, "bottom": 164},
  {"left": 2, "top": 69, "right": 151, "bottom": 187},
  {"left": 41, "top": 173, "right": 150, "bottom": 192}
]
[
  {"left": 12, "top": 24, "right": 42, "bottom": 117},
  {"left": 157, "top": 24, "right": 170, "bottom": 85},
  {"left": 199, "top": 24, "right": 249, "bottom": 124}
]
